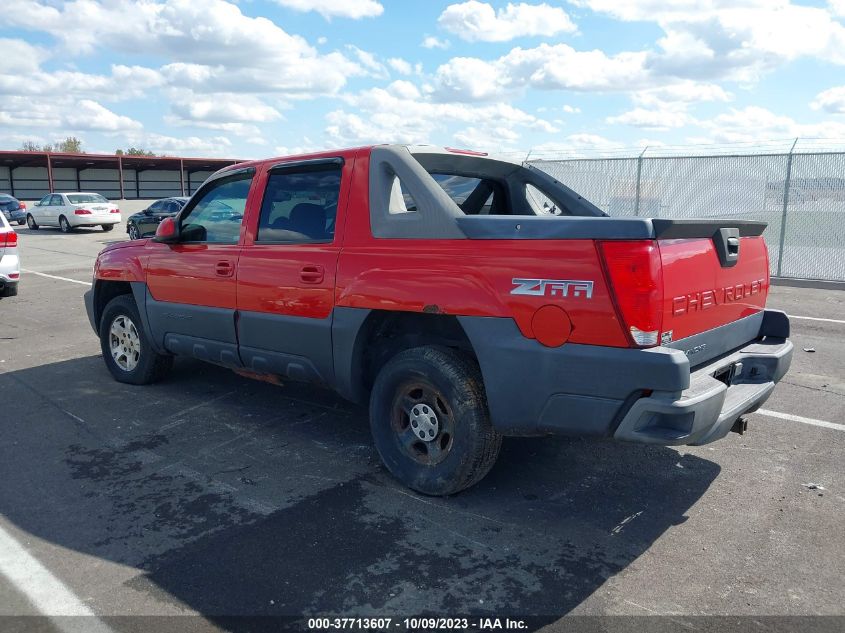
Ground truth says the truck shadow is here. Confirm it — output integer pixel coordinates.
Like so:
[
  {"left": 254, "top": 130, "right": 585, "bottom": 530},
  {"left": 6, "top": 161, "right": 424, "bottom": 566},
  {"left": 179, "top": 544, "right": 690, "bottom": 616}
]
[{"left": 0, "top": 355, "right": 720, "bottom": 627}]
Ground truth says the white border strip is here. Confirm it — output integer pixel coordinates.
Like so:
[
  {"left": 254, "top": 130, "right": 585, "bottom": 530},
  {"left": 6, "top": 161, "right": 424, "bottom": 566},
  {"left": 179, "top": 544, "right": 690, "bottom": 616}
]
[
  {"left": 757, "top": 409, "right": 845, "bottom": 432},
  {"left": 21, "top": 269, "right": 92, "bottom": 286},
  {"left": 0, "top": 523, "right": 114, "bottom": 632}
]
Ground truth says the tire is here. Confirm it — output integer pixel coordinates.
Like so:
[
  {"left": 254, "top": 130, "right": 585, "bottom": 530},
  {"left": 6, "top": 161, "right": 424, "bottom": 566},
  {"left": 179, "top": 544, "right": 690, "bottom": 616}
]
[
  {"left": 99, "top": 294, "right": 173, "bottom": 385},
  {"left": 59, "top": 215, "right": 72, "bottom": 233},
  {"left": 26, "top": 214, "right": 38, "bottom": 230},
  {"left": 128, "top": 224, "right": 140, "bottom": 240},
  {"left": 102, "top": 224, "right": 114, "bottom": 232},
  {"left": 17, "top": 219, "right": 26, "bottom": 226},
  {"left": 1, "top": 283, "right": 17, "bottom": 298},
  {"left": 369, "top": 345, "right": 502, "bottom": 496}
]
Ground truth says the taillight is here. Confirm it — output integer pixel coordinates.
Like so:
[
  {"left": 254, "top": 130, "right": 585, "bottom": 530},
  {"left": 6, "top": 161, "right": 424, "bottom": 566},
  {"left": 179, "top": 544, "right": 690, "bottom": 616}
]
[
  {"left": 19, "top": 202, "right": 26, "bottom": 210},
  {"left": 1, "top": 231, "right": 17, "bottom": 247},
  {"left": 75, "top": 209, "right": 92, "bottom": 215},
  {"left": 599, "top": 240, "right": 663, "bottom": 347},
  {"left": 111, "top": 208, "right": 120, "bottom": 214}
]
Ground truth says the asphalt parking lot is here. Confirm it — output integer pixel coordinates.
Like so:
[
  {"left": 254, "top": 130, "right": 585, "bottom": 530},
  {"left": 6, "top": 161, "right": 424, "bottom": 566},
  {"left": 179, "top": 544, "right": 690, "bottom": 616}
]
[{"left": 0, "top": 218, "right": 843, "bottom": 631}]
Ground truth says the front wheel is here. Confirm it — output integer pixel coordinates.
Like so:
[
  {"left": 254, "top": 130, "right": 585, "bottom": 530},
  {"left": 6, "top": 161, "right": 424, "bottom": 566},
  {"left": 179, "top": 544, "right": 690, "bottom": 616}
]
[
  {"left": 59, "top": 215, "right": 72, "bottom": 233},
  {"left": 26, "top": 214, "right": 38, "bottom": 230},
  {"left": 102, "top": 224, "right": 114, "bottom": 232},
  {"left": 128, "top": 224, "right": 140, "bottom": 240},
  {"left": 100, "top": 294, "right": 173, "bottom": 385},
  {"left": 369, "top": 346, "right": 502, "bottom": 496}
]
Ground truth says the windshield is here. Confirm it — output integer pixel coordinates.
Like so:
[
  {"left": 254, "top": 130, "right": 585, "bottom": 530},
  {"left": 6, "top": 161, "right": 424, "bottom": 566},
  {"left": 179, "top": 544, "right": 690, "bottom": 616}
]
[{"left": 67, "top": 194, "right": 108, "bottom": 204}]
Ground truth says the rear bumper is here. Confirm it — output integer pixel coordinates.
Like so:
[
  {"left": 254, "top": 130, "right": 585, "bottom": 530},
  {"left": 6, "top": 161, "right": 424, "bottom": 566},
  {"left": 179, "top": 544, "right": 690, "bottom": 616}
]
[
  {"left": 458, "top": 310, "right": 792, "bottom": 445},
  {"left": 69, "top": 214, "right": 121, "bottom": 226},
  {"left": 0, "top": 252, "right": 21, "bottom": 282},
  {"left": 2, "top": 210, "right": 25, "bottom": 222},
  {"left": 613, "top": 337, "right": 792, "bottom": 445}
]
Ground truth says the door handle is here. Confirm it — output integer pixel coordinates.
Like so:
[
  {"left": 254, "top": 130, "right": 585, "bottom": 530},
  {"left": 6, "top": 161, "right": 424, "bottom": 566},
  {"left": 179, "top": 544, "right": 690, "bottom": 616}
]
[
  {"left": 215, "top": 260, "right": 234, "bottom": 277},
  {"left": 300, "top": 264, "right": 324, "bottom": 284}
]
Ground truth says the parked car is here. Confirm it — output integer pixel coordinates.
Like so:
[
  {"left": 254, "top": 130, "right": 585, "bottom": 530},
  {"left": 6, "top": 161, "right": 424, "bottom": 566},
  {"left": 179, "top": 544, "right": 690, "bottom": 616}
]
[
  {"left": 0, "top": 194, "right": 27, "bottom": 226},
  {"left": 0, "top": 212, "right": 20, "bottom": 297},
  {"left": 84, "top": 145, "right": 793, "bottom": 495},
  {"left": 27, "top": 192, "right": 121, "bottom": 233},
  {"left": 126, "top": 196, "right": 189, "bottom": 240}
]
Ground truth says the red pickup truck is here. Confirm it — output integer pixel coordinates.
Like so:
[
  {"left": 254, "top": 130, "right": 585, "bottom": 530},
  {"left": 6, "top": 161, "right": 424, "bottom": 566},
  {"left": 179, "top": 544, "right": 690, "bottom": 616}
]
[{"left": 85, "top": 145, "right": 793, "bottom": 495}]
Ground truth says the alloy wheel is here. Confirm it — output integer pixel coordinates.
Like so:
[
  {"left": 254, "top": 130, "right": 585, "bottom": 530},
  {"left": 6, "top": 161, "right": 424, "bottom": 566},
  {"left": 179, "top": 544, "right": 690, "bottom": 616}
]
[{"left": 109, "top": 315, "right": 141, "bottom": 372}]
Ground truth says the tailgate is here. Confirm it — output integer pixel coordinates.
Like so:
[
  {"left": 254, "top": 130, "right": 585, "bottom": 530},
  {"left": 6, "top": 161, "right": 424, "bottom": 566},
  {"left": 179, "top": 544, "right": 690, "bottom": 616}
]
[{"left": 656, "top": 219, "right": 769, "bottom": 342}]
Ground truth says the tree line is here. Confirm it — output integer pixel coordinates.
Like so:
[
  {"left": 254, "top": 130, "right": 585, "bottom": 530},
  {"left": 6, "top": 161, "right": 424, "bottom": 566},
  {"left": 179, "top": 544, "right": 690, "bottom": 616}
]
[{"left": 19, "top": 137, "right": 157, "bottom": 156}]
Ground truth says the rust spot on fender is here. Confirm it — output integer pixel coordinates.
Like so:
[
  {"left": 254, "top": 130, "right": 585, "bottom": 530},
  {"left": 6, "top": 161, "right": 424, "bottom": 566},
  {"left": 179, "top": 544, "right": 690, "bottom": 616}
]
[{"left": 422, "top": 304, "right": 444, "bottom": 314}]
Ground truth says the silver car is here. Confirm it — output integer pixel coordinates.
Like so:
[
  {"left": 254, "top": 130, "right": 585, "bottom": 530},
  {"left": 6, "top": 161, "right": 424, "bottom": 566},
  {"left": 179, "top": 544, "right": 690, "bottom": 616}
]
[
  {"left": 0, "top": 212, "right": 20, "bottom": 297},
  {"left": 27, "top": 192, "right": 121, "bottom": 233}
]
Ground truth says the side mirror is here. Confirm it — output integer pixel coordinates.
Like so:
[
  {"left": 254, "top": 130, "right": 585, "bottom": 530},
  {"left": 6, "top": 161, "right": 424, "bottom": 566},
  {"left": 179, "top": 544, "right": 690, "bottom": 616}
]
[{"left": 153, "top": 216, "right": 179, "bottom": 243}]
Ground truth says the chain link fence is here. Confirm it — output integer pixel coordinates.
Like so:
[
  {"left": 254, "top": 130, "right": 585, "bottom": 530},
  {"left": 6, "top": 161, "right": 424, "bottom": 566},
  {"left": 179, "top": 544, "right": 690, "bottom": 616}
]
[{"left": 528, "top": 141, "right": 845, "bottom": 282}]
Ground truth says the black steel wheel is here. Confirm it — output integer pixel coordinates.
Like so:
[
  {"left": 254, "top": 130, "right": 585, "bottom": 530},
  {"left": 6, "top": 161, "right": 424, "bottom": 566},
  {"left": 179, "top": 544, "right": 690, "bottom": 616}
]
[{"left": 370, "top": 345, "right": 501, "bottom": 496}]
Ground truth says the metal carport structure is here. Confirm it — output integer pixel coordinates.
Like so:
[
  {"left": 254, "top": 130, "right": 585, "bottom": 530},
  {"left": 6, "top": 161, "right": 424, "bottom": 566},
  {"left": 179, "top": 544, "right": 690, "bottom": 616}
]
[{"left": 0, "top": 151, "right": 243, "bottom": 200}]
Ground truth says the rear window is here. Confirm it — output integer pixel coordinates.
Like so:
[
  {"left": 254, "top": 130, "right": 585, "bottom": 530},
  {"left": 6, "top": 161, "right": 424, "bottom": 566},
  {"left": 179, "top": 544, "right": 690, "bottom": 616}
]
[
  {"left": 430, "top": 173, "right": 505, "bottom": 215},
  {"left": 67, "top": 194, "right": 108, "bottom": 204}
]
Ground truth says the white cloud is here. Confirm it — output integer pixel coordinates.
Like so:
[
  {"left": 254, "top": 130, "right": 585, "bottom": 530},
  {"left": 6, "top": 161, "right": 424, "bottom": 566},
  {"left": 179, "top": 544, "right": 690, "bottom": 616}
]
[
  {"left": 272, "top": 0, "right": 383, "bottom": 20},
  {"left": 63, "top": 100, "right": 143, "bottom": 131},
  {"left": 438, "top": 1, "right": 577, "bottom": 42},
  {"left": 347, "top": 46, "right": 389, "bottom": 79},
  {"left": 433, "top": 57, "right": 512, "bottom": 101},
  {"left": 696, "top": 106, "right": 845, "bottom": 143},
  {"left": 0, "top": 38, "right": 49, "bottom": 74},
  {"left": 386, "top": 81, "right": 422, "bottom": 101},
  {"left": 573, "top": 0, "right": 845, "bottom": 82},
  {"left": 563, "top": 105, "right": 581, "bottom": 114},
  {"left": 124, "top": 133, "right": 235, "bottom": 157},
  {"left": 433, "top": 44, "right": 651, "bottom": 102},
  {"left": 607, "top": 108, "right": 693, "bottom": 130},
  {"left": 387, "top": 58, "right": 413, "bottom": 76},
  {"left": 2, "top": 0, "right": 362, "bottom": 97},
  {"left": 0, "top": 96, "right": 142, "bottom": 132},
  {"left": 831, "top": 0, "right": 845, "bottom": 16},
  {"left": 422, "top": 36, "right": 451, "bottom": 49},
  {"left": 528, "top": 134, "right": 627, "bottom": 157},
  {"left": 631, "top": 82, "right": 731, "bottom": 106},
  {"left": 608, "top": 81, "right": 731, "bottom": 131},
  {"left": 170, "top": 97, "right": 282, "bottom": 124},
  {"left": 325, "top": 85, "right": 556, "bottom": 147},
  {"left": 812, "top": 86, "right": 845, "bottom": 114}
]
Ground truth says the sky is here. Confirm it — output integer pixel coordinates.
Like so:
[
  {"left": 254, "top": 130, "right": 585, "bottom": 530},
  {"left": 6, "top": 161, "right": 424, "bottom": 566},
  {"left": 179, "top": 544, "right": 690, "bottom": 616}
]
[{"left": 1, "top": 0, "right": 845, "bottom": 159}]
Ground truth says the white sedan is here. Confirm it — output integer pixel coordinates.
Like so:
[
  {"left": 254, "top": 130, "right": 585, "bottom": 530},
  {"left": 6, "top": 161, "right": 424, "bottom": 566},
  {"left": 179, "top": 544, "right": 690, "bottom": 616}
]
[{"left": 27, "top": 192, "right": 121, "bottom": 233}]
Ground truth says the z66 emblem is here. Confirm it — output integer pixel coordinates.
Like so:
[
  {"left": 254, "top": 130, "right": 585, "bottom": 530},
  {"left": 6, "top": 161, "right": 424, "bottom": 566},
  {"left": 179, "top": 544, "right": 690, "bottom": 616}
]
[{"left": 511, "top": 278, "right": 594, "bottom": 299}]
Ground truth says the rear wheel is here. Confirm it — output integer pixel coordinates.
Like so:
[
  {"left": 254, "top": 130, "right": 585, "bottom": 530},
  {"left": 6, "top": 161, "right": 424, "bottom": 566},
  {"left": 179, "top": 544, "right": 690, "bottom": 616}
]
[
  {"left": 59, "top": 215, "right": 72, "bottom": 233},
  {"left": 1, "top": 283, "right": 17, "bottom": 298},
  {"left": 26, "top": 214, "right": 38, "bottom": 230},
  {"left": 100, "top": 294, "right": 173, "bottom": 385},
  {"left": 17, "top": 219, "right": 25, "bottom": 226},
  {"left": 102, "top": 224, "right": 114, "bottom": 232},
  {"left": 369, "top": 346, "right": 501, "bottom": 496}
]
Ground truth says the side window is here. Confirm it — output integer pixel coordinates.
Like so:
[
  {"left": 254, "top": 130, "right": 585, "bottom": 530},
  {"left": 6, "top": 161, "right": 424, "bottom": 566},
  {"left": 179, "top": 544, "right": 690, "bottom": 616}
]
[
  {"left": 165, "top": 201, "right": 179, "bottom": 213},
  {"left": 179, "top": 173, "right": 252, "bottom": 244},
  {"left": 256, "top": 165, "right": 342, "bottom": 243},
  {"left": 50, "top": 194, "right": 63, "bottom": 206},
  {"left": 525, "top": 184, "right": 561, "bottom": 216},
  {"left": 38, "top": 194, "right": 51, "bottom": 206},
  {"left": 388, "top": 174, "right": 418, "bottom": 214},
  {"left": 148, "top": 200, "right": 164, "bottom": 212}
]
